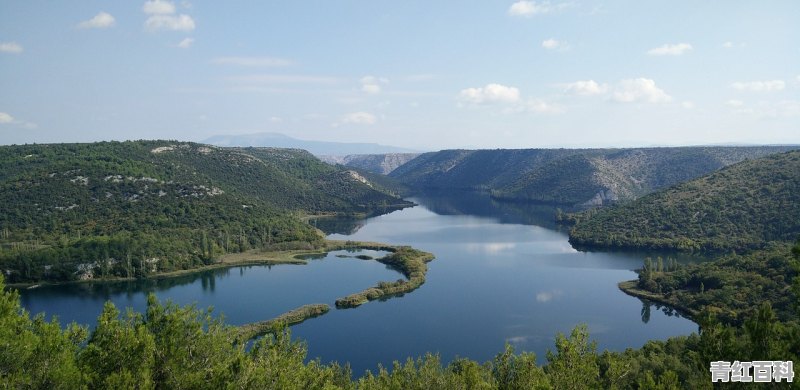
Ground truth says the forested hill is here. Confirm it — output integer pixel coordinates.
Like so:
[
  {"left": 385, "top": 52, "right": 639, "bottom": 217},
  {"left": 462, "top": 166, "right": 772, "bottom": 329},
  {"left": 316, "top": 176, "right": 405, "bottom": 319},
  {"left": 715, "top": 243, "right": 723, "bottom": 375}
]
[
  {"left": 389, "top": 146, "right": 797, "bottom": 206},
  {"left": 569, "top": 150, "right": 800, "bottom": 252},
  {"left": 0, "top": 141, "right": 411, "bottom": 283}
]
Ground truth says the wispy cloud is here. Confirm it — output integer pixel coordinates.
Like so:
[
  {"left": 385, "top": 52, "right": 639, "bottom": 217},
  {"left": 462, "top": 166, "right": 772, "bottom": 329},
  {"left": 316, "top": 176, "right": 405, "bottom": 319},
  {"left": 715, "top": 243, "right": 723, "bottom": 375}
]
[
  {"left": 647, "top": 43, "right": 692, "bottom": 56},
  {"left": 212, "top": 57, "right": 292, "bottom": 67},
  {"left": 542, "top": 38, "right": 569, "bottom": 51},
  {"left": 523, "top": 99, "right": 565, "bottom": 114},
  {"left": 339, "top": 111, "right": 376, "bottom": 125},
  {"left": 177, "top": 37, "right": 194, "bottom": 48},
  {"left": 612, "top": 78, "right": 672, "bottom": 103},
  {"left": 459, "top": 83, "right": 521, "bottom": 104},
  {"left": 0, "top": 112, "right": 13, "bottom": 124},
  {"left": 731, "top": 80, "right": 785, "bottom": 92},
  {"left": 77, "top": 12, "right": 115, "bottom": 29},
  {"left": 360, "top": 75, "right": 389, "bottom": 94},
  {"left": 562, "top": 80, "right": 608, "bottom": 96},
  {"left": 0, "top": 42, "right": 23, "bottom": 54},
  {"left": 143, "top": 0, "right": 195, "bottom": 32},
  {"left": 728, "top": 100, "right": 800, "bottom": 118},
  {"left": 0, "top": 112, "right": 37, "bottom": 128},
  {"left": 508, "top": 1, "right": 571, "bottom": 17}
]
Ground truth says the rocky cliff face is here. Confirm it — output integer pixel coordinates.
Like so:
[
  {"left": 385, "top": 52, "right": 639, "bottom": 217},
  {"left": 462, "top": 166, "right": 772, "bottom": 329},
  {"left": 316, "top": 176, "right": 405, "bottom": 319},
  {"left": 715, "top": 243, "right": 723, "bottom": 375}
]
[{"left": 319, "top": 153, "right": 420, "bottom": 175}]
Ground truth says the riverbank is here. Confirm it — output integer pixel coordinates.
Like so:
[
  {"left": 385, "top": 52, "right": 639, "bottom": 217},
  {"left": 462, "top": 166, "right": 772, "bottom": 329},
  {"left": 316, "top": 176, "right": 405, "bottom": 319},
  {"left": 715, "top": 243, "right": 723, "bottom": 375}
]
[{"left": 618, "top": 280, "right": 699, "bottom": 320}]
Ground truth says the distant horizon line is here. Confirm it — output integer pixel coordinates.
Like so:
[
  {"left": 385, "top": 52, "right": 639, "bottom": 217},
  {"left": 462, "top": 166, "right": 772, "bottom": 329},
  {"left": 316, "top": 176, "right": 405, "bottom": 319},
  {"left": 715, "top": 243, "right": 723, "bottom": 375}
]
[{"left": 1, "top": 137, "right": 799, "bottom": 153}]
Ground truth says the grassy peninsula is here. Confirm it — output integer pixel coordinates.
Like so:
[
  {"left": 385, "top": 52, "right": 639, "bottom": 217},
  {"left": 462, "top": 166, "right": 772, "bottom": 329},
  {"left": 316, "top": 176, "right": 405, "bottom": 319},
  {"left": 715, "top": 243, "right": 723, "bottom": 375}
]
[
  {"left": 238, "top": 304, "right": 331, "bottom": 341},
  {"left": 335, "top": 246, "right": 434, "bottom": 308}
]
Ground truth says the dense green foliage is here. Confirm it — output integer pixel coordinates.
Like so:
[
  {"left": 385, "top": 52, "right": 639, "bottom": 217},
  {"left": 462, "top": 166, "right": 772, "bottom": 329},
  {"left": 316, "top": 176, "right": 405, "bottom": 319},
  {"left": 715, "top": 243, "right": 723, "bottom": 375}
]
[
  {"left": 390, "top": 146, "right": 795, "bottom": 206},
  {"left": 3, "top": 272, "right": 799, "bottom": 389},
  {"left": 570, "top": 151, "right": 800, "bottom": 252},
  {"left": 0, "top": 141, "right": 410, "bottom": 284},
  {"left": 629, "top": 241, "right": 799, "bottom": 325}
]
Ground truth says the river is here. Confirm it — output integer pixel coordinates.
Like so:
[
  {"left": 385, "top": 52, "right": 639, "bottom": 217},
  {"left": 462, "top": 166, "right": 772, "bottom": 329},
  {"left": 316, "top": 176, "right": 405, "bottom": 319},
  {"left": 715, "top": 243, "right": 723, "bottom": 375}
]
[{"left": 17, "top": 191, "right": 698, "bottom": 375}]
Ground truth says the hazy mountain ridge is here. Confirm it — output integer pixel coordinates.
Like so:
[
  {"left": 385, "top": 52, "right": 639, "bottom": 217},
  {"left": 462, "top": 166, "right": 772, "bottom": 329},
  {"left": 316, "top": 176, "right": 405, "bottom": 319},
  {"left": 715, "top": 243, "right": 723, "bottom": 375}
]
[
  {"left": 569, "top": 150, "right": 800, "bottom": 252},
  {"left": 390, "top": 146, "right": 798, "bottom": 206},
  {"left": 202, "top": 132, "right": 419, "bottom": 156}
]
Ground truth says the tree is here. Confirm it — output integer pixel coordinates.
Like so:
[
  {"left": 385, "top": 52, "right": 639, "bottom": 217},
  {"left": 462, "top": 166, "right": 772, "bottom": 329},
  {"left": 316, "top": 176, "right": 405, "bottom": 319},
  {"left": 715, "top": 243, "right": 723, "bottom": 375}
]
[
  {"left": 545, "top": 325, "right": 599, "bottom": 390},
  {"left": 78, "top": 302, "right": 156, "bottom": 389},
  {"left": 492, "top": 344, "right": 550, "bottom": 390}
]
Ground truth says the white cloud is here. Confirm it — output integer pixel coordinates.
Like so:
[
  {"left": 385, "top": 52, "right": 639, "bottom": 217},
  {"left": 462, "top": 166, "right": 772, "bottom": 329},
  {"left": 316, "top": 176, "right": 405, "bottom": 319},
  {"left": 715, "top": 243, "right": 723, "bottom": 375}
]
[
  {"left": 722, "top": 41, "right": 734, "bottom": 48},
  {"left": 647, "top": 43, "right": 693, "bottom": 56},
  {"left": 143, "top": 0, "right": 176, "bottom": 15},
  {"left": 731, "top": 80, "right": 785, "bottom": 92},
  {"left": 612, "top": 78, "right": 672, "bottom": 103},
  {"left": 542, "top": 38, "right": 568, "bottom": 51},
  {"left": 212, "top": 57, "right": 292, "bottom": 67},
  {"left": 726, "top": 99, "right": 744, "bottom": 107},
  {"left": 341, "top": 112, "right": 376, "bottom": 125},
  {"left": 177, "top": 37, "right": 194, "bottom": 48},
  {"left": 459, "top": 83, "right": 521, "bottom": 104},
  {"left": 269, "top": 116, "right": 282, "bottom": 123},
  {"left": 143, "top": 0, "right": 195, "bottom": 32},
  {"left": 0, "top": 42, "right": 23, "bottom": 54},
  {"left": 78, "top": 12, "right": 115, "bottom": 29},
  {"left": 0, "top": 112, "right": 13, "bottom": 124},
  {"left": 563, "top": 80, "right": 608, "bottom": 96},
  {"left": 681, "top": 101, "right": 695, "bottom": 109},
  {"left": 508, "top": 1, "right": 569, "bottom": 17},
  {"left": 145, "top": 14, "right": 195, "bottom": 31},
  {"left": 360, "top": 75, "right": 389, "bottom": 94}
]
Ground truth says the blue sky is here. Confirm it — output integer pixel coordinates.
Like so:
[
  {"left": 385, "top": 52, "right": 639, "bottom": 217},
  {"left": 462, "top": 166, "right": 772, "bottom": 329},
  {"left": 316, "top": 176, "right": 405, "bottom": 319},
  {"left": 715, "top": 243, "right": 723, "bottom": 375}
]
[{"left": 1, "top": 1, "right": 798, "bottom": 149}]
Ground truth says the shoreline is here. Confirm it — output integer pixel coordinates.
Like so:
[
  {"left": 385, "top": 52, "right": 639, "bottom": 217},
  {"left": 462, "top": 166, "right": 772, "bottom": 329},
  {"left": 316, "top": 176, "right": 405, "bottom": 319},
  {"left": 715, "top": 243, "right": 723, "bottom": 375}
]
[
  {"left": 5, "top": 240, "right": 418, "bottom": 290},
  {"left": 617, "top": 280, "right": 699, "bottom": 321}
]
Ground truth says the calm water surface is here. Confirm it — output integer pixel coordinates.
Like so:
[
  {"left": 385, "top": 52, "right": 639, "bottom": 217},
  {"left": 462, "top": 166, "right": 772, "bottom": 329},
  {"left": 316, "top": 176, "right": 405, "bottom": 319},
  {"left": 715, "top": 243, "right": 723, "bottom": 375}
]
[{"left": 18, "top": 192, "right": 698, "bottom": 375}]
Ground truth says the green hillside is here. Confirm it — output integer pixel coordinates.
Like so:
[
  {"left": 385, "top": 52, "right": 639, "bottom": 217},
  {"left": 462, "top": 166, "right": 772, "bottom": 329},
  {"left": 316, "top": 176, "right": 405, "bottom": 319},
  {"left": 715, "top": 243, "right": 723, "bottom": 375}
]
[
  {"left": 390, "top": 146, "right": 797, "bottom": 206},
  {"left": 0, "top": 141, "right": 411, "bottom": 284},
  {"left": 569, "top": 150, "right": 800, "bottom": 252}
]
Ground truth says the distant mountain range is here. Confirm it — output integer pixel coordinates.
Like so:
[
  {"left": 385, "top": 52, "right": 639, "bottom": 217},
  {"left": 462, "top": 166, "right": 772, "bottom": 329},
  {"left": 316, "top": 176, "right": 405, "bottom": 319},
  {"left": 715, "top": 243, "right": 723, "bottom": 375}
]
[
  {"left": 202, "top": 132, "right": 419, "bottom": 156},
  {"left": 389, "top": 146, "right": 799, "bottom": 206}
]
